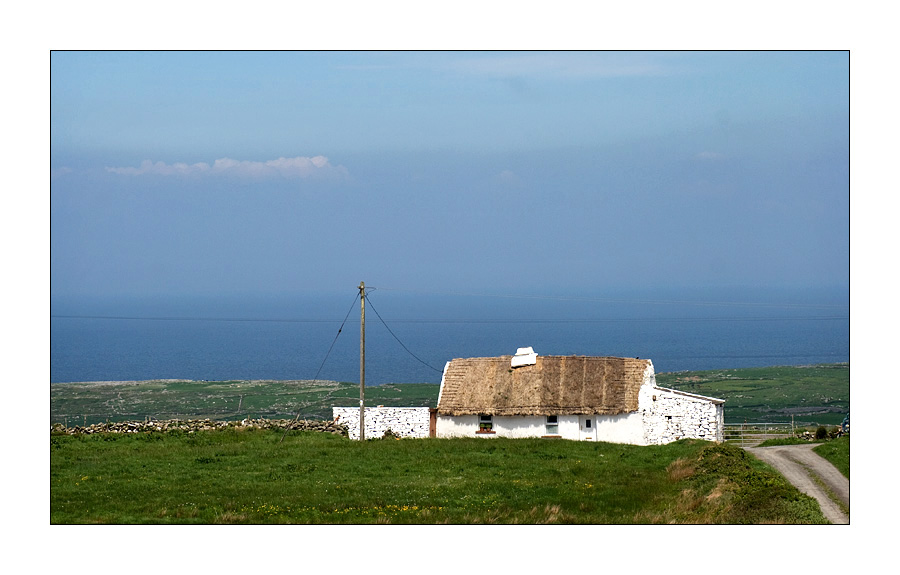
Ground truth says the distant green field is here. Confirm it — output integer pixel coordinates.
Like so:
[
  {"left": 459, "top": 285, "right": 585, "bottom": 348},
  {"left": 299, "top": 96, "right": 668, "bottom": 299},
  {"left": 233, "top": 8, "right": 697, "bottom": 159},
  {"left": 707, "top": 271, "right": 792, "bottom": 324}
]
[
  {"left": 51, "top": 363, "right": 849, "bottom": 426},
  {"left": 50, "top": 380, "right": 439, "bottom": 426},
  {"left": 658, "top": 364, "right": 849, "bottom": 425}
]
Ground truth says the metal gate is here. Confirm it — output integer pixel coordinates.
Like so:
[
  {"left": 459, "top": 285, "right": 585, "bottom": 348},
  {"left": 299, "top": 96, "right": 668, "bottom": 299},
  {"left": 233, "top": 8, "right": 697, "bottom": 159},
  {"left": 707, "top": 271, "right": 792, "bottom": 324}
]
[{"left": 723, "top": 422, "right": 794, "bottom": 447}]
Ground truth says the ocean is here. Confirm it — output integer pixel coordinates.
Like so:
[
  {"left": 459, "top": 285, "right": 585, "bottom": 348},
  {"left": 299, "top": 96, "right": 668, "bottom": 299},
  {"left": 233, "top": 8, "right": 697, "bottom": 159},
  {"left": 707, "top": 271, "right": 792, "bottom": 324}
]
[{"left": 50, "top": 288, "right": 850, "bottom": 385}]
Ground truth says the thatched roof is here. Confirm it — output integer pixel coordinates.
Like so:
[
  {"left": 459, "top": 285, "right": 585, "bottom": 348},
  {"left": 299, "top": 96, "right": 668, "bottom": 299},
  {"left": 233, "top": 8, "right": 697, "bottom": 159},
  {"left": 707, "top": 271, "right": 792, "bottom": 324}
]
[{"left": 437, "top": 355, "right": 651, "bottom": 416}]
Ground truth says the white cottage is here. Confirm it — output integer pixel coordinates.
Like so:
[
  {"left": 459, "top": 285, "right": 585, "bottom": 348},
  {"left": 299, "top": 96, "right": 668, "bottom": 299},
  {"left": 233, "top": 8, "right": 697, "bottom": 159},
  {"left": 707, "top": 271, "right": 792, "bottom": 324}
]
[{"left": 435, "top": 349, "right": 724, "bottom": 445}]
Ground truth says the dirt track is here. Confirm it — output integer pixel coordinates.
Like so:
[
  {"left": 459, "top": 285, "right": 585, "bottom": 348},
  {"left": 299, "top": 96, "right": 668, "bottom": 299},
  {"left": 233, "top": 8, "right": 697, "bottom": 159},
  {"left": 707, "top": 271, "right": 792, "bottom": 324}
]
[{"left": 746, "top": 443, "right": 849, "bottom": 524}]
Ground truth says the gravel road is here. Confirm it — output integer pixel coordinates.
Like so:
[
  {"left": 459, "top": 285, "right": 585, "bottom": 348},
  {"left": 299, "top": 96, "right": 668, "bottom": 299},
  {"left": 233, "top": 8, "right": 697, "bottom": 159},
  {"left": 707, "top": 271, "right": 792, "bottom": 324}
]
[{"left": 745, "top": 443, "right": 849, "bottom": 524}]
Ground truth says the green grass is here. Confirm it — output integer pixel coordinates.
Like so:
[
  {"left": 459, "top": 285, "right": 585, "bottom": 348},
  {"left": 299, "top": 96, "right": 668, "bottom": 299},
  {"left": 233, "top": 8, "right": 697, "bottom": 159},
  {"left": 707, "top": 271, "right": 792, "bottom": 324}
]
[
  {"left": 50, "top": 380, "right": 440, "bottom": 425},
  {"left": 813, "top": 435, "right": 850, "bottom": 478},
  {"left": 51, "top": 429, "right": 828, "bottom": 524},
  {"left": 756, "top": 437, "right": 822, "bottom": 447}
]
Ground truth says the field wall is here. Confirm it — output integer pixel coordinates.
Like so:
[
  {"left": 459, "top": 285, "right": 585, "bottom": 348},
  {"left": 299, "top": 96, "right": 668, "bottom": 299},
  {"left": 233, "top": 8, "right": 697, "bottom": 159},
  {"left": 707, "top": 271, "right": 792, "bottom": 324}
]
[
  {"left": 641, "top": 386, "right": 725, "bottom": 444},
  {"left": 332, "top": 407, "right": 432, "bottom": 440}
]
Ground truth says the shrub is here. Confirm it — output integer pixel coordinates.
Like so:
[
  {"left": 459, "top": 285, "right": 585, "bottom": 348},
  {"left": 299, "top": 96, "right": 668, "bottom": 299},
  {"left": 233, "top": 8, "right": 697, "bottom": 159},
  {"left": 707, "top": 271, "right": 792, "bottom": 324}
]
[{"left": 815, "top": 426, "right": 828, "bottom": 440}]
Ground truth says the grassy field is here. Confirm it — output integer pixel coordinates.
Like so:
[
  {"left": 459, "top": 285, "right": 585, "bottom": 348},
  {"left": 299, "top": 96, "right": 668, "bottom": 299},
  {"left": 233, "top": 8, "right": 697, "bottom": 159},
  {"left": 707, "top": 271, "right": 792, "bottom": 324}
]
[
  {"left": 658, "top": 363, "right": 849, "bottom": 425},
  {"left": 51, "top": 363, "right": 849, "bottom": 427},
  {"left": 50, "top": 379, "right": 438, "bottom": 425},
  {"left": 813, "top": 435, "right": 850, "bottom": 478},
  {"left": 50, "top": 429, "right": 828, "bottom": 524},
  {"left": 50, "top": 364, "right": 848, "bottom": 525}
]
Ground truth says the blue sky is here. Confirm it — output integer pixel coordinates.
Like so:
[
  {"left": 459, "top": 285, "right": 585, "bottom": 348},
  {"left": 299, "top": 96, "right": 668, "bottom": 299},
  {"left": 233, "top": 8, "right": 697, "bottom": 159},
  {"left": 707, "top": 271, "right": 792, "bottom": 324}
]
[{"left": 51, "top": 51, "right": 849, "bottom": 299}]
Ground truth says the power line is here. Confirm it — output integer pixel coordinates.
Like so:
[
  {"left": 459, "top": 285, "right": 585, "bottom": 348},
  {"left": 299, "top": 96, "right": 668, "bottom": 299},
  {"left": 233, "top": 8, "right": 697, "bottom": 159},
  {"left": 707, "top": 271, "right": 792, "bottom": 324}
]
[
  {"left": 363, "top": 293, "right": 444, "bottom": 374},
  {"left": 370, "top": 286, "right": 849, "bottom": 309},
  {"left": 310, "top": 292, "right": 359, "bottom": 382},
  {"left": 50, "top": 315, "right": 343, "bottom": 323},
  {"left": 281, "top": 291, "right": 359, "bottom": 442},
  {"left": 52, "top": 314, "right": 848, "bottom": 324},
  {"left": 362, "top": 316, "right": 849, "bottom": 323}
]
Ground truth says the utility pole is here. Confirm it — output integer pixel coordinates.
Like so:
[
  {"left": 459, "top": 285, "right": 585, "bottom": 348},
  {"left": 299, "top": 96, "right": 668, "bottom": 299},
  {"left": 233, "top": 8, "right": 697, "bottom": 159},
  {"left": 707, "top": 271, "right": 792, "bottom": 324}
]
[{"left": 359, "top": 281, "right": 366, "bottom": 441}]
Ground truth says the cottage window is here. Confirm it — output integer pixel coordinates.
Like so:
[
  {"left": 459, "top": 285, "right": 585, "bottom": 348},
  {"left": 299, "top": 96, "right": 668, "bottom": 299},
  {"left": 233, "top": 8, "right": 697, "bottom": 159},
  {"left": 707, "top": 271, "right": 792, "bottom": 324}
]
[
  {"left": 546, "top": 415, "right": 559, "bottom": 435},
  {"left": 478, "top": 414, "right": 493, "bottom": 432}
]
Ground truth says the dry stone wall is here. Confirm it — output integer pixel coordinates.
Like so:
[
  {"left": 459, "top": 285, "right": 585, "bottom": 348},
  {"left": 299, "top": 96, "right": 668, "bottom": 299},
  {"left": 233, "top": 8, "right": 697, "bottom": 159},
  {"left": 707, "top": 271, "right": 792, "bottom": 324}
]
[
  {"left": 640, "top": 386, "right": 724, "bottom": 444},
  {"left": 332, "top": 407, "right": 431, "bottom": 440},
  {"left": 50, "top": 417, "right": 348, "bottom": 436}
]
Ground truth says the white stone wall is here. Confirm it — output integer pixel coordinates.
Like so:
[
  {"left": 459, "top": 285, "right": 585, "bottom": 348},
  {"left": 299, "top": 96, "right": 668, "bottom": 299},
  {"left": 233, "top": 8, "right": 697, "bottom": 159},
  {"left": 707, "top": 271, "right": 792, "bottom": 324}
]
[
  {"left": 639, "top": 385, "right": 724, "bottom": 444},
  {"left": 332, "top": 407, "right": 432, "bottom": 440}
]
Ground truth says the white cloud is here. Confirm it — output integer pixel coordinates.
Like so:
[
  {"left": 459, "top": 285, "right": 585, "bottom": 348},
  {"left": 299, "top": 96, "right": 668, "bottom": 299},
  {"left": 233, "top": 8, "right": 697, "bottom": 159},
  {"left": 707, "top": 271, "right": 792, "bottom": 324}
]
[{"left": 106, "top": 156, "right": 349, "bottom": 180}]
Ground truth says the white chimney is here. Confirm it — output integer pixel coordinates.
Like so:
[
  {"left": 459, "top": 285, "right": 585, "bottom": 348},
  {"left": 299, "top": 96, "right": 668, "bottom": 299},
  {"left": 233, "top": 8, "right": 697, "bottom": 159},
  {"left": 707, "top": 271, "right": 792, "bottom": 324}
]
[{"left": 511, "top": 346, "right": 538, "bottom": 368}]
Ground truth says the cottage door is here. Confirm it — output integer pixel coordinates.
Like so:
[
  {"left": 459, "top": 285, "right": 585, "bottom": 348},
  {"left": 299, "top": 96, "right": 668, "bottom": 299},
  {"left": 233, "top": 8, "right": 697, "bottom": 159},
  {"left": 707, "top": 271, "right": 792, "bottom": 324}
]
[{"left": 579, "top": 416, "right": 596, "bottom": 441}]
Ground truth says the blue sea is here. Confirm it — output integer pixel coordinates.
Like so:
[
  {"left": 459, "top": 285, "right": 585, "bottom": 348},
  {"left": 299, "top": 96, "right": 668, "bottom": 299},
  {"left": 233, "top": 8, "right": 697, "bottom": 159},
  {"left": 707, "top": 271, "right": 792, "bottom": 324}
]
[{"left": 50, "top": 288, "right": 850, "bottom": 384}]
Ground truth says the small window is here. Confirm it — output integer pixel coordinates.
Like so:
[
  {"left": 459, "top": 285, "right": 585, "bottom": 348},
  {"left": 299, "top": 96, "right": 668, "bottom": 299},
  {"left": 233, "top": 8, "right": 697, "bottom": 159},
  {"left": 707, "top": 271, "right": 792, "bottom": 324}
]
[
  {"left": 546, "top": 415, "right": 559, "bottom": 435},
  {"left": 479, "top": 414, "right": 493, "bottom": 432},
  {"left": 585, "top": 418, "right": 592, "bottom": 429}
]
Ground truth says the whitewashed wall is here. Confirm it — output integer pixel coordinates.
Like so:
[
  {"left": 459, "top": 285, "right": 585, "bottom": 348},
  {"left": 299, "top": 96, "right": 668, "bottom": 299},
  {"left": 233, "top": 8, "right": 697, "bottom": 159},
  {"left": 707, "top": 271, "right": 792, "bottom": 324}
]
[
  {"left": 593, "top": 412, "right": 645, "bottom": 444},
  {"left": 437, "top": 412, "right": 648, "bottom": 442},
  {"left": 639, "top": 385, "right": 724, "bottom": 444},
  {"left": 332, "top": 407, "right": 431, "bottom": 440},
  {"left": 436, "top": 414, "right": 566, "bottom": 438}
]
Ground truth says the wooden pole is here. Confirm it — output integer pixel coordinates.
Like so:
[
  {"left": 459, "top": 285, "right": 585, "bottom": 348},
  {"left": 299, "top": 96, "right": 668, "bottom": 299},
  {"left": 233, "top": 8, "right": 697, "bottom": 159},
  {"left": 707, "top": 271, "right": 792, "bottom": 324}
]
[{"left": 359, "top": 281, "right": 366, "bottom": 441}]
